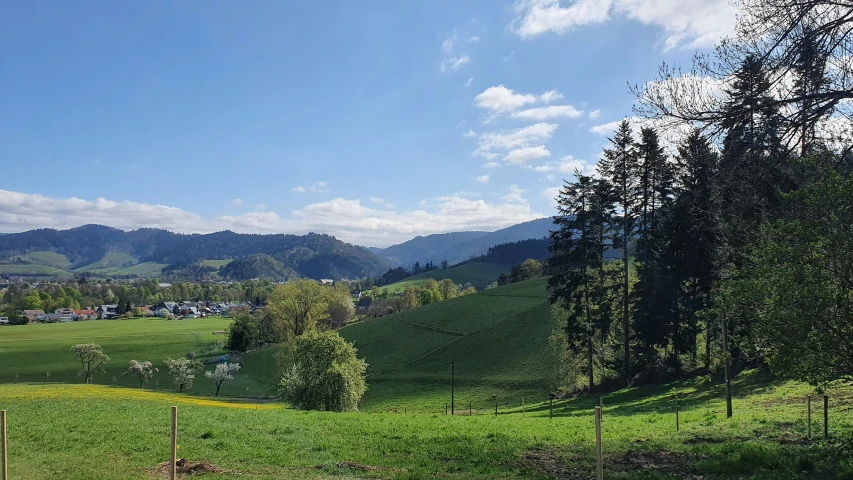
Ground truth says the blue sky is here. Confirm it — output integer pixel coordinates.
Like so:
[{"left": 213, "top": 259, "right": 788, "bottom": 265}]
[{"left": 0, "top": 0, "right": 735, "bottom": 247}]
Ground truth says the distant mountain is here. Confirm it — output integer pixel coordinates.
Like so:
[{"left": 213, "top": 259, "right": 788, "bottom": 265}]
[
  {"left": 377, "top": 231, "right": 489, "bottom": 266},
  {"left": 0, "top": 225, "right": 393, "bottom": 280},
  {"left": 372, "top": 218, "right": 554, "bottom": 266}
]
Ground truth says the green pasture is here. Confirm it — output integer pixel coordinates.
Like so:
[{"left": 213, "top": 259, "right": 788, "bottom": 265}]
[
  {"left": 380, "top": 262, "right": 511, "bottom": 293},
  {"left": 0, "top": 316, "right": 267, "bottom": 396},
  {"left": 0, "top": 372, "right": 851, "bottom": 479}
]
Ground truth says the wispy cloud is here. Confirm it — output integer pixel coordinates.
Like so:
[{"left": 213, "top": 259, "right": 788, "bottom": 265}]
[
  {"left": 466, "top": 77, "right": 475, "bottom": 87},
  {"left": 441, "top": 55, "right": 471, "bottom": 73},
  {"left": 474, "top": 174, "right": 490, "bottom": 183},
  {"left": 231, "top": 198, "right": 243, "bottom": 206},
  {"left": 293, "top": 181, "right": 330, "bottom": 194}
]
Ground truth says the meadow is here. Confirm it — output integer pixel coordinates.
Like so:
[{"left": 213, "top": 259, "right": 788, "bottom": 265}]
[
  {"left": 0, "top": 316, "right": 269, "bottom": 396},
  {"left": 1, "top": 372, "right": 851, "bottom": 479},
  {"left": 379, "top": 262, "right": 511, "bottom": 293}
]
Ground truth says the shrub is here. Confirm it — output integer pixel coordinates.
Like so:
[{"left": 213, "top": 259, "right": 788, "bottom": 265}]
[{"left": 279, "top": 330, "right": 367, "bottom": 412}]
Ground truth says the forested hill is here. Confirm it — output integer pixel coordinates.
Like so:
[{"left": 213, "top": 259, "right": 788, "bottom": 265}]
[
  {"left": 375, "top": 218, "right": 553, "bottom": 266},
  {"left": 0, "top": 224, "right": 393, "bottom": 280}
]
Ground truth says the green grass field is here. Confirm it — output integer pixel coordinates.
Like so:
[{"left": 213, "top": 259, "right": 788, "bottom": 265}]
[
  {"left": 200, "top": 259, "right": 233, "bottom": 268},
  {"left": 0, "top": 264, "right": 72, "bottom": 277},
  {"left": 73, "top": 252, "right": 137, "bottom": 273},
  {"left": 0, "top": 317, "right": 269, "bottom": 396},
  {"left": 243, "top": 277, "right": 553, "bottom": 409},
  {"left": 1, "top": 372, "right": 851, "bottom": 479},
  {"left": 111, "top": 261, "right": 168, "bottom": 276},
  {"left": 380, "top": 262, "right": 512, "bottom": 293},
  {"left": 17, "top": 250, "right": 73, "bottom": 269}
]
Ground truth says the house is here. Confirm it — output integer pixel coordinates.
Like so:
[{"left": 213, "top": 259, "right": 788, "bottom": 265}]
[
  {"left": 76, "top": 309, "right": 98, "bottom": 320},
  {"left": 351, "top": 290, "right": 362, "bottom": 299},
  {"left": 151, "top": 301, "right": 178, "bottom": 315},
  {"left": 21, "top": 310, "right": 45, "bottom": 322},
  {"left": 0, "top": 317, "right": 9, "bottom": 325},
  {"left": 97, "top": 305, "right": 119, "bottom": 319},
  {"left": 55, "top": 308, "right": 76, "bottom": 317},
  {"left": 138, "top": 305, "right": 152, "bottom": 316},
  {"left": 320, "top": 279, "right": 334, "bottom": 285},
  {"left": 182, "top": 307, "right": 200, "bottom": 318}
]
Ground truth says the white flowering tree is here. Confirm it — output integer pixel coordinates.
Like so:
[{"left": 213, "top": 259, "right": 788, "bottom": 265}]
[
  {"left": 165, "top": 357, "right": 203, "bottom": 393},
  {"left": 205, "top": 362, "right": 240, "bottom": 396},
  {"left": 125, "top": 360, "right": 157, "bottom": 388}
]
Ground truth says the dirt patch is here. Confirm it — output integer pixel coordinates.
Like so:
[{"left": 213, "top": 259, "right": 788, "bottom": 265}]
[
  {"left": 336, "top": 461, "right": 408, "bottom": 474},
  {"left": 154, "top": 459, "right": 240, "bottom": 476},
  {"left": 776, "top": 434, "right": 812, "bottom": 445},
  {"left": 612, "top": 450, "right": 689, "bottom": 474},
  {"left": 684, "top": 436, "right": 749, "bottom": 445},
  {"left": 513, "top": 451, "right": 587, "bottom": 480}
]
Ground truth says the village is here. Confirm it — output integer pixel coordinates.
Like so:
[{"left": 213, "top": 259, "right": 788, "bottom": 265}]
[{"left": 0, "top": 300, "right": 254, "bottom": 325}]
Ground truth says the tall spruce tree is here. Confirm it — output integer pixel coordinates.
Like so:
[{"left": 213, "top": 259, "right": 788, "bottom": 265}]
[
  {"left": 667, "top": 129, "right": 720, "bottom": 369},
  {"left": 632, "top": 127, "right": 678, "bottom": 373},
  {"left": 596, "top": 119, "right": 638, "bottom": 381},
  {"left": 548, "top": 172, "right": 615, "bottom": 390}
]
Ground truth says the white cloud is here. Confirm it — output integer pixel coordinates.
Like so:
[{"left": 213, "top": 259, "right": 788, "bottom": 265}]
[
  {"left": 419, "top": 200, "right": 428, "bottom": 206},
  {"left": 0, "top": 188, "right": 547, "bottom": 248},
  {"left": 369, "top": 197, "right": 384, "bottom": 203},
  {"left": 533, "top": 155, "right": 596, "bottom": 175},
  {"left": 546, "top": 174, "right": 556, "bottom": 181},
  {"left": 231, "top": 198, "right": 243, "bottom": 206},
  {"left": 463, "top": 129, "right": 477, "bottom": 138},
  {"left": 442, "top": 31, "right": 458, "bottom": 53},
  {"left": 475, "top": 85, "right": 538, "bottom": 112},
  {"left": 441, "top": 55, "right": 471, "bottom": 73},
  {"left": 465, "top": 77, "right": 475, "bottom": 87},
  {"left": 512, "top": 104, "right": 583, "bottom": 120},
  {"left": 502, "top": 184, "right": 528, "bottom": 204},
  {"left": 466, "top": 36, "right": 480, "bottom": 42},
  {"left": 589, "top": 117, "right": 693, "bottom": 153},
  {"left": 589, "top": 109, "right": 601, "bottom": 119},
  {"left": 474, "top": 174, "right": 490, "bottom": 183},
  {"left": 539, "top": 90, "right": 563, "bottom": 103},
  {"left": 505, "top": 145, "right": 552, "bottom": 165},
  {"left": 482, "top": 162, "right": 502, "bottom": 169},
  {"left": 543, "top": 186, "right": 562, "bottom": 204},
  {"left": 474, "top": 122, "right": 558, "bottom": 158},
  {"left": 255, "top": 204, "right": 267, "bottom": 210},
  {"left": 512, "top": 0, "right": 736, "bottom": 50},
  {"left": 294, "top": 181, "right": 330, "bottom": 194}
]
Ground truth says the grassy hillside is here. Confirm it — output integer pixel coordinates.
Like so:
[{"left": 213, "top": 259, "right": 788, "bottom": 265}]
[
  {"left": 200, "top": 259, "right": 233, "bottom": 268},
  {"left": 111, "top": 261, "right": 168, "bottom": 276},
  {"left": 73, "top": 251, "right": 137, "bottom": 272},
  {"left": 243, "top": 278, "right": 552, "bottom": 406},
  {"left": 0, "top": 317, "right": 269, "bottom": 395},
  {"left": 0, "top": 264, "right": 72, "bottom": 277},
  {"left": 19, "top": 250, "right": 72, "bottom": 269},
  {"left": 1, "top": 373, "right": 851, "bottom": 479},
  {"left": 381, "top": 262, "right": 512, "bottom": 293}
]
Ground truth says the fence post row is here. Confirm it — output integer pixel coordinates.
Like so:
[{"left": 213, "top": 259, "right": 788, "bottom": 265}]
[
  {"left": 675, "top": 395, "right": 680, "bottom": 432},
  {"left": 807, "top": 396, "right": 812, "bottom": 439},
  {"left": 2, "top": 410, "right": 8, "bottom": 480},
  {"left": 594, "top": 406, "right": 603, "bottom": 480},
  {"left": 170, "top": 406, "right": 178, "bottom": 480}
]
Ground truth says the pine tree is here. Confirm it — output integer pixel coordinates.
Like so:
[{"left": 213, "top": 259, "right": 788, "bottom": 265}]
[
  {"left": 632, "top": 127, "right": 678, "bottom": 372},
  {"left": 596, "top": 119, "right": 638, "bottom": 382}
]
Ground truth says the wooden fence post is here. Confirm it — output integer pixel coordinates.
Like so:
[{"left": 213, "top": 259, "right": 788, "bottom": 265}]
[
  {"left": 445, "top": 403, "right": 448, "bottom": 416},
  {"left": 469, "top": 401, "right": 472, "bottom": 416},
  {"left": 170, "top": 406, "right": 178, "bottom": 480},
  {"left": 675, "top": 395, "right": 680, "bottom": 432},
  {"left": 807, "top": 396, "right": 811, "bottom": 439},
  {"left": 522, "top": 397, "right": 525, "bottom": 418},
  {"left": 823, "top": 395, "right": 829, "bottom": 439},
  {"left": 2, "top": 410, "right": 8, "bottom": 480},
  {"left": 495, "top": 398, "right": 498, "bottom": 417},
  {"left": 595, "top": 406, "right": 603, "bottom": 480}
]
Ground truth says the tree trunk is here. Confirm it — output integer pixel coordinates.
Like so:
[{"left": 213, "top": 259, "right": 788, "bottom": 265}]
[
  {"left": 588, "top": 338, "right": 594, "bottom": 392},
  {"left": 178, "top": 384, "right": 184, "bottom": 393},
  {"left": 624, "top": 225, "right": 630, "bottom": 384},
  {"left": 215, "top": 384, "right": 221, "bottom": 396}
]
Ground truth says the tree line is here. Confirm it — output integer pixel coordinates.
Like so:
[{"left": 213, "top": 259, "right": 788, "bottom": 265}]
[{"left": 549, "top": 0, "right": 853, "bottom": 395}]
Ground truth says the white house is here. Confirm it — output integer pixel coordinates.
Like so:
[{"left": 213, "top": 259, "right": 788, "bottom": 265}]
[{"left": 0, "top": 317, "right": 9, "bottom": 325}]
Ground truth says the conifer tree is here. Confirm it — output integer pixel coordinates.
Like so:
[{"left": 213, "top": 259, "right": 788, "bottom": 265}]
[{"left": 596, "top": 119, "right": 638, "bottom": 381}]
